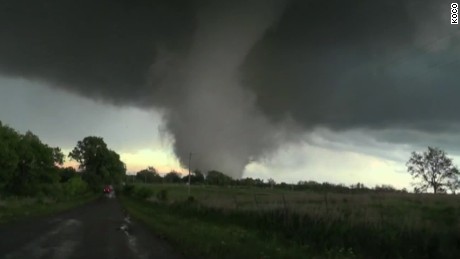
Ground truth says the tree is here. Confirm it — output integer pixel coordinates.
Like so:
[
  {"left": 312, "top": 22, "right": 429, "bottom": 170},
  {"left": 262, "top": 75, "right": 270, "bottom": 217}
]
[
  {"left": 68, "top": 136, "right": 108, "bottom": 173},
  {"left": 406, "top": 147, "right": 460, "bottom": 194},
  {"left": 205, "top": 170, "right": 232, "bottom": 185},
  {"left": 181, "top": 170, "right": 205, "bottom": 184},
  {"left": 59, "top": 166, "right": 77, "bottom": 183},
  {"left": 136, "top": 167, "right": 162, "bottom": 183},
  {"left": 351, "top": 182, "right": 366, "bottom": 190},
  {"left": 163, "top": 171, "right": 182, "bottom": 183},
  {"left": 0, "top": 122, "right": 66, "bottom": 195},
  {"left": 52, "top": 147, "right": 64, "bottom": 166},
  {"left": 103, "top": 150, "right": 126, "bottom": 184},
  {"left": 374, "top": 184, "right": 397, "bottom": 193},
  {"left": 69, "top": 136, "right": 126, "bottom": 190},
  {"left": 192, "top": 170, "right": 205, "bottom": 183},
  {"left": 237, "top": 177, "right": 257, "bottom": 186},
  {"left": 446, "top": 176, "right": 460, "bottom": 194},
  {"left": 5, "top": 130, "right": 63, "bottom": 195},
  {"left": 0, "top": 121, "right": 21, "bottom": 183}
]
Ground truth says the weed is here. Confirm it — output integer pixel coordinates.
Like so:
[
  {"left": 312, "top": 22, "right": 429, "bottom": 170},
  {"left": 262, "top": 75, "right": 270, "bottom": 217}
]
[
  {"left": 156, "top": 189, "right": 168, "bottom": 202},
  {"left": 134, "top": 186, "right": 154, "bottom": 200},
  {"left": 121, "top": 184, "right": 460, "bottom": 259}
]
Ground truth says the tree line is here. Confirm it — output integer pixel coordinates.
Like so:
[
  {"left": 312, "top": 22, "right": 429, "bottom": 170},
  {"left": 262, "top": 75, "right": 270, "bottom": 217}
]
[
  {"left": 128, "top": 169, "right": 227, "bottom": 185},
  {"left": 133, "top": 146, "right": 460, "bottom": 195},
  {"left": 130, "top": 167, "right": 410, "bottom": 194},
  {"left": 0, "top": 121, "right": 126, "bottom": 197},
  {"left": 2, "top": 120, "right": 459, "bottom": 196}
]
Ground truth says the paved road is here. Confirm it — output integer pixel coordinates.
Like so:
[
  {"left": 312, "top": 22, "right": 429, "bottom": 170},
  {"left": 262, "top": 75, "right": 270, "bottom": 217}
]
[{"left": 0, "top": 195, "right": 184, "bottom": 259}]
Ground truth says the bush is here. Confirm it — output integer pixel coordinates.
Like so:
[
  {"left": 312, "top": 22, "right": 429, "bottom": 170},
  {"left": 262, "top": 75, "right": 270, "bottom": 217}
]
[
  {"left": 4, "top": 180, "right": 40, "bottom": 196},
  {"left": 187, "top": 195, "right": 195, "bottom": 203},
  {"left": 123, "top": 184, "right": 135, "bottom": 196},
  {"left": 81, "top": 173, "right": 103, "bottom": 193},
  {"left": 40, "top": 183, "right": 64, "bottom": 198},
  {"left": 157, "top": 189, "right": 168, "bottom": 202},
  {"left": 63, "top": 177, "right": 88, "bottom": 197},
  {"left": 134, "top": 186, "right": 154, "bottom": 200}
]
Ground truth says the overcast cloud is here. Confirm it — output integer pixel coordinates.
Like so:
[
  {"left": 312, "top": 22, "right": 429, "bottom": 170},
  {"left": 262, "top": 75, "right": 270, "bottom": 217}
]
[{"left": 0, "top": 77, "right": 165, "bottom": 153}]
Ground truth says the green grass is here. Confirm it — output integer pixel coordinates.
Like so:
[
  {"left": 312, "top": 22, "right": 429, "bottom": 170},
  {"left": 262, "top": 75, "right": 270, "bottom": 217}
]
[
  {"left": 120, "top": 195, "right": 318, "bottom": 259},
  {"left": 0, "top": 193, "right": 99, "bottom": 224},
  {"left": 120, "top": 184, "right": 460, "bottom": 259}
]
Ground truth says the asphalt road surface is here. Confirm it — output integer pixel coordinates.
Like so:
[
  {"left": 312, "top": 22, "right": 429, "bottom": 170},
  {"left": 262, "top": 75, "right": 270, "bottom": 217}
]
[{"left": 0, "top": 195, "right": 185, "bottom": 259}]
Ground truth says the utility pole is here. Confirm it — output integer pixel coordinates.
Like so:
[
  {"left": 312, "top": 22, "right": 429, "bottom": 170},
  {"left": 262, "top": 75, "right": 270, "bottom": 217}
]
[{"left": 188, "top": 152, "right": 192, "bottom": 196}]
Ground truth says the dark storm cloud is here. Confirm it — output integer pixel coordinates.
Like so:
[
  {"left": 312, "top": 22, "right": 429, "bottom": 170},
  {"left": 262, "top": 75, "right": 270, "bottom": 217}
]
[
  {"left": 242, "top": 0, "right": 460, "bottom": 131},
  {"left": 1, "top": 0, "right": 457, "bottom": 128},
  {"left": 0, "top": 0, "right": 196, "bottom": 106},
  {"left": 1, "top": 0, "right": 458, "bottom": 176}
]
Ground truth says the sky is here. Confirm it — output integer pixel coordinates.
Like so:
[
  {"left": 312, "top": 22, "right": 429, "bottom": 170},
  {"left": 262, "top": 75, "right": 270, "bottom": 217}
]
[{"left": 1, "top": 0, "right": 460, "bottom": 189}]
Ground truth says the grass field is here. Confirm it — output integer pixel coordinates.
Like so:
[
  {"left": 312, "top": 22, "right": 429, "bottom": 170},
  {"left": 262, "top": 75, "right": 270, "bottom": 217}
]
[
  {"left": 121, "top": 184, "right": 460, "bottom": 259},
  {"left": 0, "top": 193, "right": 98, "bottom": 224}
]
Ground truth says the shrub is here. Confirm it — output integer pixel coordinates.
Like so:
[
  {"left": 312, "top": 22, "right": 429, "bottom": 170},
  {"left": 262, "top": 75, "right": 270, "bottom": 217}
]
[
  {"left": 123, "top": 184, "right": 135, "bottom": 196},
  {"left": 134, "top": 186, "right": 154, "bottom": 200},
  {"left": 40, "top": 183, "right": 64, "bottom": 198},
  {"left": 81, "top": 173, "right": 103, "bottom": 193},
  {"left": 157, "top": 189, "right": 168, "bottom": 202},
  {"left": 63, "top": 177, "right": 89, "bottom": 197}
]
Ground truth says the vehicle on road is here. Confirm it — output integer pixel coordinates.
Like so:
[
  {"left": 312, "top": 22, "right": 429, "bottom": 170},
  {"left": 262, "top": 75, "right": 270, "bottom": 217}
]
[
  {"left": 104, "top": 185, "right": 115, "bottom": 198},
  {"left": 103, "top": 185, "right": 113, "bottom": 194}
]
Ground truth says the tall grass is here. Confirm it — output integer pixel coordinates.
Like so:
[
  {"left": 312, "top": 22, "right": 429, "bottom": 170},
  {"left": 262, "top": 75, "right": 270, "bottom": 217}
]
[
  {"left": 122, "top": 184, "right": 460, "bottom": 259},
  {"left": 0, "top": 174, "right": 100, "bottom": 224},
  {"left": 0, "top": 189, "right": 98, "bottom": 224}
]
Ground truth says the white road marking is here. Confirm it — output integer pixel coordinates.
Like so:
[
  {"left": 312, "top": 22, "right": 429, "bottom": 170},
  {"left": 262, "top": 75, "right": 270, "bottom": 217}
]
[{"left": 119, "top": 216, "right": 149, "bottom": 259}]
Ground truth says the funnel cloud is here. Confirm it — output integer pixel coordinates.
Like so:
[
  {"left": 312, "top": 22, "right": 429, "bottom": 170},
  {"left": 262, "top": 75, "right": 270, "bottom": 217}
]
[{"left": 0, "top": 0, "right": 459, "bottom": 177}]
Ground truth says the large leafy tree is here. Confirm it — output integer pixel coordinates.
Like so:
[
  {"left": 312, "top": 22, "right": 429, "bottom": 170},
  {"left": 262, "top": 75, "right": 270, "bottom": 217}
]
[
  {"left": 136, "top": 166, "right": 162, "bottom": 183},
  {"left": 163, "top": 171, "right": 182, "bottom": 183},
  {"left": 407, "top": 147, "right": 460, "bottom": 194},
  {"left": 69, "top": 136, "right": 126, "bottom": 188},
  {"left": 181, "top": 170, "right": 205, "bottom": 184},
  {"left": 4, "top": 130, "right": 63, "bottom": 195},
  {"left": 103, "top": 150, "right": 126, "bottom": 184},
  {"left": 205, "top": 170, "right": 233, "bottom": 186},
  {"left": 68, "top": 136, "right": 108, "bottom": 172},
  {"left": 18, "top": 132, "right": 62, "bottom": 178},
  {"left": 0, "top": 122, "right": 21, "bottom": 183}
]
